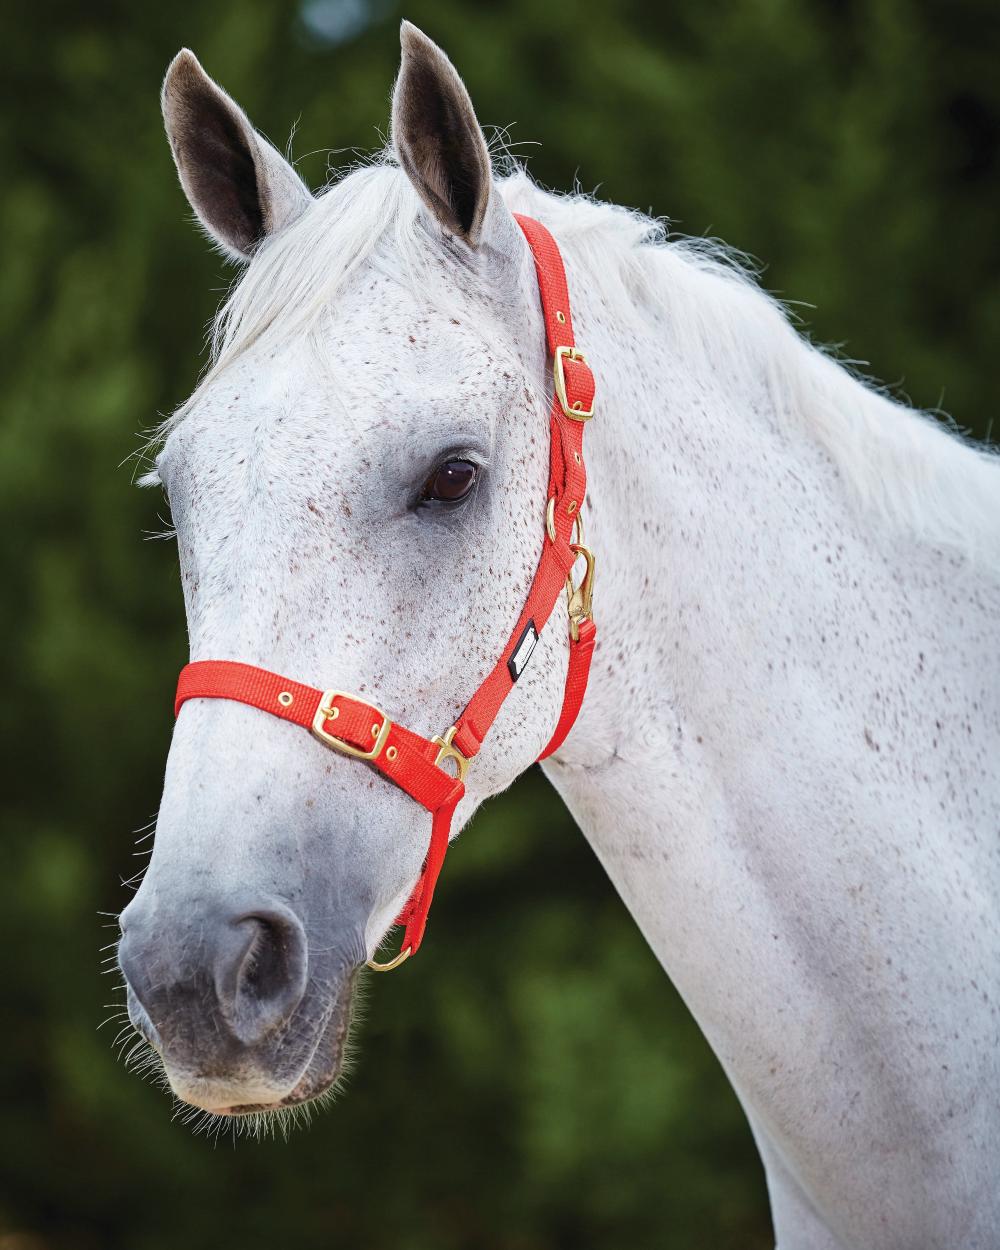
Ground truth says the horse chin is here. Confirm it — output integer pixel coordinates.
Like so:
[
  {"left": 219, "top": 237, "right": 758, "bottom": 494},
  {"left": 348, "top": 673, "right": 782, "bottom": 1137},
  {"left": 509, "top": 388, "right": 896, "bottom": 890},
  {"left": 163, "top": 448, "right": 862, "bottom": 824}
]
[{"left": 216, "top": 1042, "right": 344, "bottom": 1116}]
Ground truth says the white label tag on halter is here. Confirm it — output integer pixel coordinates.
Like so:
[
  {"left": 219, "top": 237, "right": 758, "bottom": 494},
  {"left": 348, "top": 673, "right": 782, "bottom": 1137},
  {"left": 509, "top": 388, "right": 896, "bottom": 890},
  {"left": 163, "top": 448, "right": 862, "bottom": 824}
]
[{"left": 508, "top": 620, "right": 539, "bottom": 682}]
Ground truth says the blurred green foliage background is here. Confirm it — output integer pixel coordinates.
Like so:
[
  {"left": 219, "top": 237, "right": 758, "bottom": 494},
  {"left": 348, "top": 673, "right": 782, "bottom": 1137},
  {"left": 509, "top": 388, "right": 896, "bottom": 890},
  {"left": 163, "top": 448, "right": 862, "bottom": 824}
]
[{"left": 1, "top": 1, "right": 997, "bottom": 1247}]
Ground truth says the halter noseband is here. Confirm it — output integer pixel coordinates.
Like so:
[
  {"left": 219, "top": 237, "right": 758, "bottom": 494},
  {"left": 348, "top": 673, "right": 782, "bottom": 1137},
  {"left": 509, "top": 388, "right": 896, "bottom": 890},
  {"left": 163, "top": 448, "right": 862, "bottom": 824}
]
[{"left": 174, "top": 215, "right": 597, "bottom": 971}]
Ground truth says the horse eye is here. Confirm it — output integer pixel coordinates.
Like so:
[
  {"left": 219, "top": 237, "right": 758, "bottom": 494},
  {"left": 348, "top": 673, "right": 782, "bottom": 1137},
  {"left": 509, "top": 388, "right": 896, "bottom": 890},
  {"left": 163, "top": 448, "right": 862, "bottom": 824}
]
[{"left": 421, "top": 458, "right": 479, "bottom": 505}]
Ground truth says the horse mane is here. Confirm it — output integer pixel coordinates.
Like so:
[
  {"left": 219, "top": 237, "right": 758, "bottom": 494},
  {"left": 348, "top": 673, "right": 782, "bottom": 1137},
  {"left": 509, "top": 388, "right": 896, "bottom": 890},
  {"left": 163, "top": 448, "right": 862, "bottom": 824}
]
[{"left": 170, "top": 156, "right": 1000, "bottom": 576}]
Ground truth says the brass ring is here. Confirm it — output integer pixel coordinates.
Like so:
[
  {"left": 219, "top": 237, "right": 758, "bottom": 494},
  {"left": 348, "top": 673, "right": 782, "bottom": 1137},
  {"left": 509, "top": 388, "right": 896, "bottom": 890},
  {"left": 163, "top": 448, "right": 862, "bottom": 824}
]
[
  {"left": 547, "top": 498, "right": 584, "bottom": 545},
  {"left": 366, "top": 943, "right": 412, "bottom": 973}
]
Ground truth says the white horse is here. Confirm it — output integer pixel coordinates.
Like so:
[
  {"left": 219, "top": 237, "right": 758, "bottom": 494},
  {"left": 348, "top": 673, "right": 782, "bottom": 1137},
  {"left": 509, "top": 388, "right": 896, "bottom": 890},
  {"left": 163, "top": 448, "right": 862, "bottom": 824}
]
[{"left": 117, "top": 22, "right": 1000, "bottom": 1250}]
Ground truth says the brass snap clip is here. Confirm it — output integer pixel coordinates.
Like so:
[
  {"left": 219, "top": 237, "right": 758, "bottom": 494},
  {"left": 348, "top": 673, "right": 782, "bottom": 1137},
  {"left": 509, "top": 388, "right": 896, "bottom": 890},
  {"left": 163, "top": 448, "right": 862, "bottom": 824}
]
[
  {"left": 431, "top": 725, "right": 470, "bottom": 783},
  {"left": 565, "top": 543, "right": 596, "bottom": 641}
]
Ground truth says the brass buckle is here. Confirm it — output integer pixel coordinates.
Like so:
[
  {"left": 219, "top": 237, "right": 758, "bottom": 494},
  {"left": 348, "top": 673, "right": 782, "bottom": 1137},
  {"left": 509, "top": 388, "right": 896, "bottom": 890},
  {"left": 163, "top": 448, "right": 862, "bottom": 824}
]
[
  {"left": 565, "top": 543, "right": 596, "bottom": 641},
  {"left": 553, "top": 345, "right": 595, "bottom": 421},
  {"left": 431, "top": 725, "right": 470, "bottom": 783},
  {"left": 311, "top": 691, "right": 391, "bottom": 761}
]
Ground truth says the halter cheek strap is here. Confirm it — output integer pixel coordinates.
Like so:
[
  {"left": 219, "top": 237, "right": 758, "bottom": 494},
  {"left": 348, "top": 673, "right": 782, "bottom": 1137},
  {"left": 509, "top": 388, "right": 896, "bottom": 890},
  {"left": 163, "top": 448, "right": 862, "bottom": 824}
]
[{"left": 174, "top": 215, "right": 597, "bottom": 970}]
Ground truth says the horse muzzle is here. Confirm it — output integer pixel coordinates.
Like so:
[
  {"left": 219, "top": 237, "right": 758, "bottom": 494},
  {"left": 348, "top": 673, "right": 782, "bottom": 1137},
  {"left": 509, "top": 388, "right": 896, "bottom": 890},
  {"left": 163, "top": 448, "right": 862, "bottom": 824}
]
[{"left": 118, "top": 893, "right": 359, "bottom": 1113}]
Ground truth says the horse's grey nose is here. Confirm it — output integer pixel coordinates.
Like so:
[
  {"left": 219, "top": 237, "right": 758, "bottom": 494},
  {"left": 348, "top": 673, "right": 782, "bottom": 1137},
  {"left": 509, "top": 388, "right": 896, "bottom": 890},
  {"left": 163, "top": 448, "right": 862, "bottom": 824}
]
[{"left": 118, "top": 899, "right": 309, "bottom": 1051}]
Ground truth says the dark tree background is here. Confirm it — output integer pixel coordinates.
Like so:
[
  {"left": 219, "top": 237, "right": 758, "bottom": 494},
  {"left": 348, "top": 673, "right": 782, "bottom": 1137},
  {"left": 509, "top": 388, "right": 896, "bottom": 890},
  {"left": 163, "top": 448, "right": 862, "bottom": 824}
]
[{"left": 1, "top": 1, "right": 997, "bottom": 1247}]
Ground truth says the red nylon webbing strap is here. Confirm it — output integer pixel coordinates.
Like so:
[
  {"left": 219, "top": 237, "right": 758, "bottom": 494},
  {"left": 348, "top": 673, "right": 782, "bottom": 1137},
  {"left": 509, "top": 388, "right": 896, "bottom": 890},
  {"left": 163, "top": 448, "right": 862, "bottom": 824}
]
[
  {"left": 537, "top": 617, "right": 597, "bottom": 760},
  {"left": 175, "top": 661, "right": 461, "bottom": 815},
  {"left": 175, "top": 660, "right": 463, "bottom": 956},
  {"left": 451, "top": 214, "right": 595, "bottom": 759},
  {"left": 172, "top": 215, "right": 597, "bottom": 966}
]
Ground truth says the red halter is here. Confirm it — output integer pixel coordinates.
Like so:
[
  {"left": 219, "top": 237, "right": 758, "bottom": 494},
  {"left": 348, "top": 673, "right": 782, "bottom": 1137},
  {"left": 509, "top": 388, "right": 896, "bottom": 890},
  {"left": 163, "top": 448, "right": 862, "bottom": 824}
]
[{"left": 174, "top": 215, "right": 597, "bottom": 970}]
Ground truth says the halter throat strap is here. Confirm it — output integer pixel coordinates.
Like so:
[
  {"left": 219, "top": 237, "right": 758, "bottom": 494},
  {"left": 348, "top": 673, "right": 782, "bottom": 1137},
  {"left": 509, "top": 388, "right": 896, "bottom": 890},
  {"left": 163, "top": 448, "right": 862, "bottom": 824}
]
[{"left": 174, "top": 215, "right": 597, "bottom": 969}]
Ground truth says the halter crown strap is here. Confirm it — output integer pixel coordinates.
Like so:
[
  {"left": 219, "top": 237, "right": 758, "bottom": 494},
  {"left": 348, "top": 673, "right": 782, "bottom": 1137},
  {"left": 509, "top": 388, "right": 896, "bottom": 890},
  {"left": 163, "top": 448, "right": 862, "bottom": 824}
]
[{"left": 174, "top": 215, "right": 597, "bottom": 968}]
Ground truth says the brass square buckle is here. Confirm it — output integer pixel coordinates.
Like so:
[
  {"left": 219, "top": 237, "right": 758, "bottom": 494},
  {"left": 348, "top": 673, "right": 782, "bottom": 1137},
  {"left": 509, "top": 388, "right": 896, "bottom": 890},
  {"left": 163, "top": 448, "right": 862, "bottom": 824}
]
[
  {"left": 312, "top": 691, "right": 391, "bottom": 761},
  {"left": 553, "top": 345, "right": 595, "bottom": 421}
]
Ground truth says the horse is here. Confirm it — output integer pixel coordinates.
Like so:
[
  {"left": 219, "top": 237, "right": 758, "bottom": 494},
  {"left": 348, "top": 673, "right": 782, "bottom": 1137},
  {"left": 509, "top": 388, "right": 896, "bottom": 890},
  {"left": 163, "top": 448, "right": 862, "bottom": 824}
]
[{"left": 116, "top": 22, "right": 1000, "bottom": 1250}]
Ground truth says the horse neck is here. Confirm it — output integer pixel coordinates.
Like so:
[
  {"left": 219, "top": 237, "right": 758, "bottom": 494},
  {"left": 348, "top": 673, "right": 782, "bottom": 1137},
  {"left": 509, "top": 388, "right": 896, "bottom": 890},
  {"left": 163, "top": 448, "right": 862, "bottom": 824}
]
[{"left": 544, "top": 244, "right": 1000, "bottom": 1231}]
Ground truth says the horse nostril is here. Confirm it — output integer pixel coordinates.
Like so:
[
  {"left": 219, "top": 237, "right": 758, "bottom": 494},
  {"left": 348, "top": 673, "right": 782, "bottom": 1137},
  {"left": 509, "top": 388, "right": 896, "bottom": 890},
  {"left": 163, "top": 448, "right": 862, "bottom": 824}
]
[
  {"left": 218, "top": 908, "right": 309, "bottom": 1046},
  {"left": 117, "top": 897, "right": 310, "bottom": 1056},
  {"left": 236, "top": 914, "right": 300, "bottom": 1004}
]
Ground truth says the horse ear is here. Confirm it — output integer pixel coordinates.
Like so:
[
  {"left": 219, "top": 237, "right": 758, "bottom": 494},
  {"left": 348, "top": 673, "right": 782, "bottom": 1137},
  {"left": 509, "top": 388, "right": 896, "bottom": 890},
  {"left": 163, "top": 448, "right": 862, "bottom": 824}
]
[
  {"left": 161, "top": 49, "right": 311, "bottom": 261},
  {"left": 392, "top": 22, "right": 494, "bottom": 247}
]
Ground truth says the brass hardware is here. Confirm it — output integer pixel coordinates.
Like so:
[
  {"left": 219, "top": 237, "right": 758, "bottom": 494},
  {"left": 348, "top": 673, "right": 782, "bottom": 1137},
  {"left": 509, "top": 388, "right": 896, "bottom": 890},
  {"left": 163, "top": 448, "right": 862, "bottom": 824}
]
[
  {"left": 431, "top": 725, "right": 470, "bottom": 783},
  {"left": 277, "top": 691, "right": 293, "bottom": 708},
  {"left": 366, "top": 943, "right": 412, "bottom": 973},
  {"left": 553, "top": 345, "right": 594, "bottom": 421},
  {"left": 573, "top": 451, "right": 581, "bottom": 463},
  {"left": 555, "top": 310, "right": 566, "bottom": 324},
  {"left": 312, "top": 692, "right": 391, "bottom": 761},
  {"left": 386, "top": 746, "right": 398, "bottom": 762},
  {"left": 548, "top": 497, "right": 586, "bottom": 543},
  {"left": 565, "top": 543, "right": 596, "bottom": 641}
]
